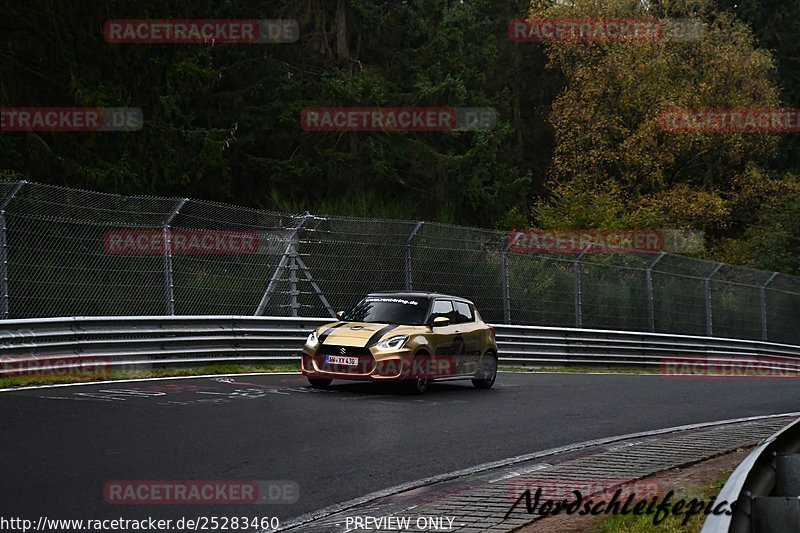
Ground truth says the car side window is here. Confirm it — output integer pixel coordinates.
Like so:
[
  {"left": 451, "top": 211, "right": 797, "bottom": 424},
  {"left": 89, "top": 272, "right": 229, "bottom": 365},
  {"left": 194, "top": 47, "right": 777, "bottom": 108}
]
[
  {"left": 430, "top": 299, "right": 454, "bottom": 322},
  {"left": 454, "top": 301, "right": 473, "bottom": 323}
]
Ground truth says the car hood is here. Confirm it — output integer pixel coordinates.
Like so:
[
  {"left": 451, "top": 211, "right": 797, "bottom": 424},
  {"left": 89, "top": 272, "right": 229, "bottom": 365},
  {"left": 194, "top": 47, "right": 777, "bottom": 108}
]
[{"left": 316, "top": 321, "right": 418, "bottom": 348}]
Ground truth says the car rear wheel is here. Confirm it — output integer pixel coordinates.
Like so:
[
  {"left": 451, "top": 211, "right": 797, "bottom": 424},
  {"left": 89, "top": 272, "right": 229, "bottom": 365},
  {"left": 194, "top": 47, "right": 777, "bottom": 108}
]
[
  {"left": 307, "top": 378, "right": 332, "bottom": 389},
  {"left": 406, "top": 354, "right": 429, "bottom": 394},
  {"left": 472, "top": 351, "right": 497, "bottom": 389}
]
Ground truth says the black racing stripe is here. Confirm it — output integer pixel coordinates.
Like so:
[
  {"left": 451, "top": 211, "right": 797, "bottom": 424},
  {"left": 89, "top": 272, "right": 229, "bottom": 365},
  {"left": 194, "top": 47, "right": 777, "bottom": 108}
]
[
  {"left": 318, "top": 322, "right": 345, "bottom": 343},
  {"left": 366, "top": 324, "right": 399, "bottom": 348}
]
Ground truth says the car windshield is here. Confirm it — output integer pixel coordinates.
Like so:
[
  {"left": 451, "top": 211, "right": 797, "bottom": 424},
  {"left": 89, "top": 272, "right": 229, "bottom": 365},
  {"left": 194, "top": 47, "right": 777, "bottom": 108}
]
[{"left": 342, "top": 296, "right": 428, "bottom": 325}]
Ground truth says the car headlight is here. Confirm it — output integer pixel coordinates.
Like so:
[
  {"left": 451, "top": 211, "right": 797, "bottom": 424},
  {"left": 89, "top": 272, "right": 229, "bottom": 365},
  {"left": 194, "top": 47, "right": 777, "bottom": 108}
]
[
  {"left": 375, "top": 335, "right": 409, "bottom": 351},
  {"left": 306, "top": 330, "right": 319, "bottom": 348}
]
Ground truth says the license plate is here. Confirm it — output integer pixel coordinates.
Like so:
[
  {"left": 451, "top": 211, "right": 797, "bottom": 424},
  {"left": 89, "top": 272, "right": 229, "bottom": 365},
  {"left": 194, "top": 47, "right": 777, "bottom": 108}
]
[{"left": 325, "top": 355, "right": 358, "bottom": 366}]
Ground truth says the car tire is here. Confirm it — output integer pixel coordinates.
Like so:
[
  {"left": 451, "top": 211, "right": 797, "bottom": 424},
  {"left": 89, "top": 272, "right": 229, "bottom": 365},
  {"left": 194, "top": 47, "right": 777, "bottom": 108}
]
[
  {"left": 308, "top": 378, "right": 332, "bottom": 389},
  {"left": 472, "top": 351, "right": 497, "bottom": 389},
  {"left": 406, "top": 354, "right": 430, "bottom": 394}
]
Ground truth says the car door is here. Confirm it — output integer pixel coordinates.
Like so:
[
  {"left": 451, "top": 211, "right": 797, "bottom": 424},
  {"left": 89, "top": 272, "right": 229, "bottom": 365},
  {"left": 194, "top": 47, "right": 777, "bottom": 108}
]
[
  {"left": 453, "top": 300, "right": 481, "bottom": 374},
  {"left": 428, "top": 299, "right": 461, "bottom": 377}
]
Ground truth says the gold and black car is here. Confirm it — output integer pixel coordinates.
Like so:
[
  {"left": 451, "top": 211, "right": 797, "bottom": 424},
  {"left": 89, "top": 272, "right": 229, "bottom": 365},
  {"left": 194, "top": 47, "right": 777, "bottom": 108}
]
[{"left": 301, "top": 292, "right": 498, "bottom": 393}]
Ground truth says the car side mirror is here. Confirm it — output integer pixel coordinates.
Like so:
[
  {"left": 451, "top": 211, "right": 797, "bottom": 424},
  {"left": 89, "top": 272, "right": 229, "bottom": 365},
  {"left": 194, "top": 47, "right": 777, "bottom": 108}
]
[
  {"left": 431, "top": 316, "right": 450, "bottom": 328},
  {"left": 336, "top": 310, "right": 344, "bottom": 319}
]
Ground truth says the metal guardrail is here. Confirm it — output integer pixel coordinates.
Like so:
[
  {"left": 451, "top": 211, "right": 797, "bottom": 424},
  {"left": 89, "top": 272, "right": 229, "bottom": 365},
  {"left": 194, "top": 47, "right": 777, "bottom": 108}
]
[
  {"left": 702, "top": 418, "right": 800, "bottom": 533},
  {"left": 0, "top": 316, "right": 328, "bottom": 374},
  {"left": 495, "top": 324, "right": 800, "bottom": 368},
  {"left": 3, "top": 316, "right": 800, "bottom": 376}
]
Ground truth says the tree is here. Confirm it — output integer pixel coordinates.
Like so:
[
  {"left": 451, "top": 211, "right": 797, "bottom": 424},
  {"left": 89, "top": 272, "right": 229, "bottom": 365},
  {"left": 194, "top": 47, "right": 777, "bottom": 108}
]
[
  {"left": 0, "top": 0, "right": 548, "bottom": 226},
  {"left": 530, "top": 0, "right": 782, "bottom": 245}
]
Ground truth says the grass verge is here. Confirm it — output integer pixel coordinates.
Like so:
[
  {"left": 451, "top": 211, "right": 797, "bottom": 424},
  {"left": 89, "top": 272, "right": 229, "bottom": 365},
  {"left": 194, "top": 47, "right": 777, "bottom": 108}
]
[
  {"left": 596, "top": 476, "right": 729, "bottom": 533},
  {"left": 0, "top": 363, "right": 300, "bottom": 389},
  {"left": 500, "top": 366, "right": 659, "bottom": 374}
]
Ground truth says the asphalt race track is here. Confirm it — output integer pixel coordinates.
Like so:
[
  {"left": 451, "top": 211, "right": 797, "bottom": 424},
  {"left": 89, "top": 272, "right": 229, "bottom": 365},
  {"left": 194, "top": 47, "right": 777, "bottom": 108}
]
[{"left": 2, "top": 372, "right": 799, "bottom": 527}]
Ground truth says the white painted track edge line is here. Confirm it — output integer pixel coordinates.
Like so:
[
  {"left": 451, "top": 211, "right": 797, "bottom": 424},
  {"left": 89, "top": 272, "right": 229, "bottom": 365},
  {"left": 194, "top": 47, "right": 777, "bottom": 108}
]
[{"left": 0, "top": 369, "right": 776, "bottom": 393}]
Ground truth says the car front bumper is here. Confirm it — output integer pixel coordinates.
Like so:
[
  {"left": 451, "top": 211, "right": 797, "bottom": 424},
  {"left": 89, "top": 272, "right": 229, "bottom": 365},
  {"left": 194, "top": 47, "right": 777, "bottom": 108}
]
[{"left": 301, "top": 346, "right": 413, "bottom": 380}]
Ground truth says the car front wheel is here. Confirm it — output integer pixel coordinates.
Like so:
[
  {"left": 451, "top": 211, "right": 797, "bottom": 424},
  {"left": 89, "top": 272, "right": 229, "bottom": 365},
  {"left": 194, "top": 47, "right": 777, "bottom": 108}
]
[
  {"left": 406, "top": 354, "right": 430, "bottom": 394},
  {"left": 472, "top": 351, "right": 497, "bottom": 389}
]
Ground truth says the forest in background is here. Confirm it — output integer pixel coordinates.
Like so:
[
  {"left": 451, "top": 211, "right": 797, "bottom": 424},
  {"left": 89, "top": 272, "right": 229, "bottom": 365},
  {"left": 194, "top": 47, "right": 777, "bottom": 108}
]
[{"left": 1, "top": 0, "right": 800, "bottom": 274}]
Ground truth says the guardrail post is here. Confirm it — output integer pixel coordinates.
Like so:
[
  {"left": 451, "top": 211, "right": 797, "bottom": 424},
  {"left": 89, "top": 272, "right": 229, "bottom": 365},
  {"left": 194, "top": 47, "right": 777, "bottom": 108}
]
[
  {"left": 162, "top": 198, "right": 188, "bottom": 315},
  {"left": 404, "top": 221, "right": 424, "bottom": 291},
  {"left": 761, "top": 272, "right": 778, "bottom": 341},
  {"left": 704, "top": 263, "right": 723, "bottom": 337},
  {"left": 646, "top": 252, "right": 666, "bottom": 332},
  {"left": 255, "top": 213, "right": 311, "bottom": 316},
  {"left": 0, "top": 181, "right": 26, "bottom": 319},
  {"left": 573, "top": 245, "right": 590, "bottom": 328}
]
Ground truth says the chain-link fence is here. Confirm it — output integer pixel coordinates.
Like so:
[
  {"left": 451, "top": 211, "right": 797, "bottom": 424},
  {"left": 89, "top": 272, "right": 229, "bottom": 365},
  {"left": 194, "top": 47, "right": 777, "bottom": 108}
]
[{"left": 3, "top": 179, "right": 800, "bottom": 344}]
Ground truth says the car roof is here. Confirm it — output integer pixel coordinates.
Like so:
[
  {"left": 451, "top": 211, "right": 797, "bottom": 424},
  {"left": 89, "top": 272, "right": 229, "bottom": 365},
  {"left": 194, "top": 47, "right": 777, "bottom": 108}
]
[{"left": 366, "top": 291, "right": 475, "bottom": 305}]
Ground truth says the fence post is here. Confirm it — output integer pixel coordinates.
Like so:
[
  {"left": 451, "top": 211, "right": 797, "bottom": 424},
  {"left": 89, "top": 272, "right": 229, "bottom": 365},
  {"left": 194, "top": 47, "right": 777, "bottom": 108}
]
[
  {"left": 500, "top": 231, "right": 524, "bottom": 324},
  {"left": 162, "top": 198, "right": 188, "bottom": 315},
  {"left": 404, "top": 221, "right": 424, "bottom": 291},
  {"left": 0, "top": 181, "right": 26, "bottom": 319},
  {"left": 761, "top": 272, "right": 779, "bottom": 341},
  {"left": 500, "top": 249, "right": 511, "bottom": 325},
  {"left": 646, "top": 252, "right": 666, "bottom": 332},
  {"left": 573, "top": 245, "right": 590, "bottom": 328},
  {"left": 704, "top": 263, "right": 723, "bottom": 336}
]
